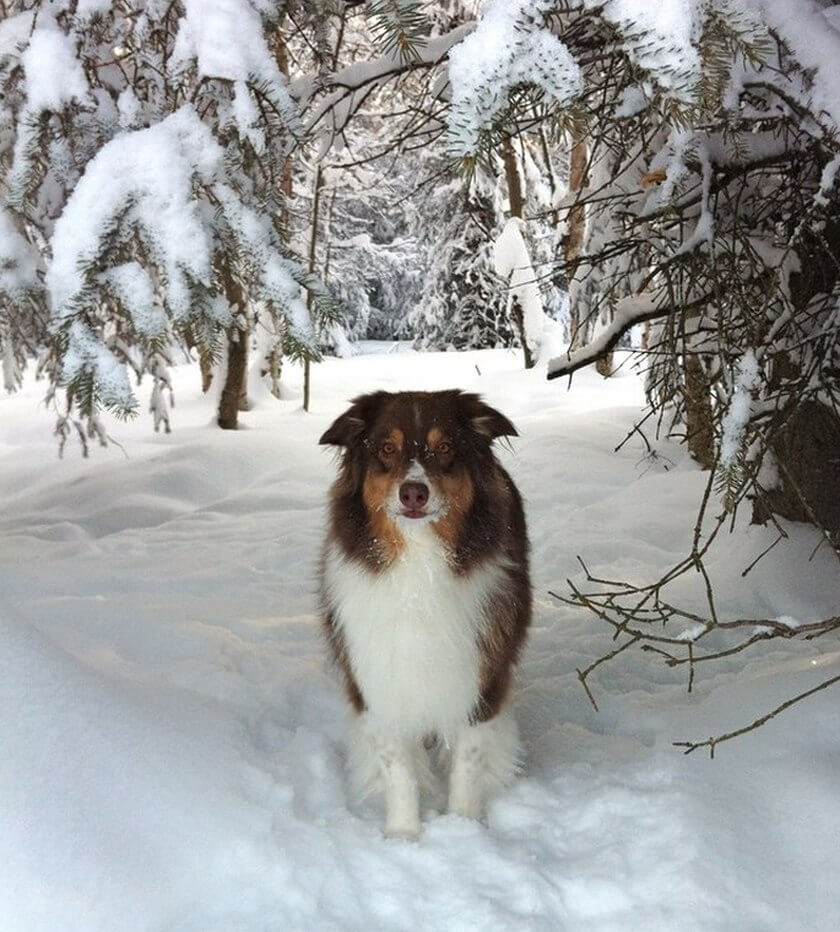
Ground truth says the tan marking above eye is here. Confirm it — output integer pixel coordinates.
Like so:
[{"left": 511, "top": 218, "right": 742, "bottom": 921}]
[
  {"left": 426, "top": 427, "right": 453, "bottom": 456},
  {"left": 379, "top": 428, "right": 404, "bottom": 458}
]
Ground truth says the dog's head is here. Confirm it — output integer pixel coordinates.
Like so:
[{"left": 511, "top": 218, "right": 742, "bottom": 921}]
[{"left": 320, "top": 390, "right": 517, "bottom": 531}]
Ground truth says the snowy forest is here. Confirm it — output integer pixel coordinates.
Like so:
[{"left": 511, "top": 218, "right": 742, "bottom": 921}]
[{"left": 2, "top": 1, "right": 840, "bottom": 930}]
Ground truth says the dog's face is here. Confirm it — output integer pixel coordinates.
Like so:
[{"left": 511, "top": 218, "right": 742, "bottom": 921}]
[{"left": 320, "top": 390, "right": 516, "bottom": 538}]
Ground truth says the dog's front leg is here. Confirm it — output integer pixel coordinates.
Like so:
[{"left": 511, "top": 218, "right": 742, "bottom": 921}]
[
  {"left": 379, "top": 740, "right": 421, "bottom": 839},
  {"left": 361, "top": 717, "right": 421, "bottom": 839},
  {"left": 448, "top": 724, "right": 485, "bottom": 819},
  {"left": 448, "top": 705, "right": 519, "bottom": 820}
]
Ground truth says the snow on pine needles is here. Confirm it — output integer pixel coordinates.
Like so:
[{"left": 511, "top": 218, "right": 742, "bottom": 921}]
[{"left": 1, "top": 348, "right": 839, "bottom": 932}]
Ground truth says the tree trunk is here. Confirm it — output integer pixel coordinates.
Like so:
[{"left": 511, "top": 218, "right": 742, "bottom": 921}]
[
  {"left": 595, "top": 353, "right": 614, "bottom": 378},
  {"left": 752, "top": 401, "right": 840, "bottom": 551},
  {"left": 303, "top": 164, "right": 326, "bottom": 412},
  {"left": 217, "top": 263, "right": 247, "bottom": 430},
  {"left": 238, "top": 334, "right": 249, "bottom": 411},
  {"left": 564, "top": 137, "right": 588, "bottom": 350},
  {"left": 501, "top": 137, "right": 534, "bottom": 370},
  {"left": 754, "top": 218, "right": 840, "bottom": 539},
  {"left": 200, "top": 352, "right": 214, "bottom": 394},
  {"left": 218, "top": 325, "right": 248, "bottom": 430},
  {"left": 683, "top": 352, "right": 715, "bottom": 469}
]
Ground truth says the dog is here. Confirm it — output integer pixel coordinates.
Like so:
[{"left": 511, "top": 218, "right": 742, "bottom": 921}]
[{"left": 319, "top": 389, "right": 531, "bottom": 838}]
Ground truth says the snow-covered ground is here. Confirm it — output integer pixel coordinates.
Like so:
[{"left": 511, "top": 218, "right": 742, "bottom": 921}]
[{"left": 1, "top": 347, "right": 838, "bottom": 932}]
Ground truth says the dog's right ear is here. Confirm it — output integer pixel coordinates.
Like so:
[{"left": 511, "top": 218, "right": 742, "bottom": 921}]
[
  {"left": 319, "top": 410, "right": 364, "bottom": 447},
  {"left": 319, "top": 392, "right": 389, "bottom": 447}
]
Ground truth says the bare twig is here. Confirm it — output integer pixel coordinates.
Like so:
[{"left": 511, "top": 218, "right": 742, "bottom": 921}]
[{"left": 674, "top": 673, "right": 840, "bottom": 758}]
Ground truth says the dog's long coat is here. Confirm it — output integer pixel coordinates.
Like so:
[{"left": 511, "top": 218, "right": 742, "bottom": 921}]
[{"left": 319, "top": 390, "right": 531, "bottom": 837}]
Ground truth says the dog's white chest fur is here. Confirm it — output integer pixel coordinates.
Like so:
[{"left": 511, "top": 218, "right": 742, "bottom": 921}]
[{"left": 324, "top": 527, "right": 502, "bottom": 740}]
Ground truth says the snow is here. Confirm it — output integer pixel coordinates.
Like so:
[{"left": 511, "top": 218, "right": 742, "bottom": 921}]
[
  {"left": 547, "top": 293, "right": 663, "bottom": 378},
  {"left": 174, "top": 0, "right": 299, "bottom": 134},
  {"left": 592, "top": 0, "right": 700, "bottom": 98},
  {"left": 0, "top": 207, "right": 40, "bottom": 298},
  {"left": 1, "top": 346, "right": 839, "bottom": 931},
  {"left": 754, "top": 0, "right": 840, "bottom": 123},
  {"left": 98, "top": 263, "right": 166, "bottom": 339},
  {"left": 816, "top": 152, "right": 840, "bottom": 207},
  {"left": 720, "top": 350, "right": 759, "bottom": 468},
  {"left": 21, "top": 13, "right": 89, "bottom": 113},
  {"left": 0, "top": 11, "right": 34, "bottom": 62},
  {"left": 60, "top": 320, "right": 134, "bottom": 411},
  {"left": 177, "top": 0, "right": 277, "bottom": 83},
  {"left": 47, "top": 107, "right": 219, "bottom": 323}
]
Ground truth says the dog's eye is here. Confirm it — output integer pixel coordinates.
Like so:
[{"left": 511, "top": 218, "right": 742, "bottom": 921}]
[
  {"left": 380, "top": 441, "right": 396, "bottom": 456},
  {"left": 437, "top": 441, "right": 452, "bottom": 455}
]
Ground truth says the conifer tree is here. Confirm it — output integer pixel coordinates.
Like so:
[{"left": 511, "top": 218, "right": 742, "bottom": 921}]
[{"left": 0, "top": 0, "right": 338, "bottom": 442}]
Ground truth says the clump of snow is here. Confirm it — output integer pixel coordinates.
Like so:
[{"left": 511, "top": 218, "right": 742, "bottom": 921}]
[
  {"left": 116, "top": 87, "right": 143, "bottom": 130},
  {"left": 174, "top": 0, "right": 299, "bottom": 136},
  {"left": 0, "top": 10, "right": 34, "bottom": 62},
  {"left": 0, "top": 208, "right": 40, "bottom": 299},
  {"left": 816, "top": 153, "right": 840, "bottom": 207},
  {"left": 493, "top": 217, "right": 545, "bottom": 360},
  {"left": 20, "top": 12, "right": 89, "bottom": 113},
  {"left": 47, "top": 107, "right": 220, "bottom": 323},
  {"left": 60, "top": 320, "right": 134, "bottom": 411},
  {"left": 753, "top": 0, "right": 840, "bottom": 124},
  {"left": 73, "top": 0, "right": 114, "bottom": 20},
  {"left": 98, "top": 262, "right": 167, "bottom": 339},
  {"left": 673, "top": 143, "right": 715, "bottom": 255},
  {"left": 594, "top": 0, "right": 701, "bottom": 98},
  {"left": 720, "top": 350, "right": 760, "bottom": 468}
]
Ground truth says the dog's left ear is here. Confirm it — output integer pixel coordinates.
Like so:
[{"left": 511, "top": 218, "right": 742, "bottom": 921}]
[
  {"left": 319, "top": 391, "right": 389, "bottom": 447},
  {"left": 458, "top": 393, "right": 518, "bottom": 440}
]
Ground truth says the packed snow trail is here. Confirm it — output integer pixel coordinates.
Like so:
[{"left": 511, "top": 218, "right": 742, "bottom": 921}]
[{"left": 1, "top": 348, "right": 838, "bottom": 931}]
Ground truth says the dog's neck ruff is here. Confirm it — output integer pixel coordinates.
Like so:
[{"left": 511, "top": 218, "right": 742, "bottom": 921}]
[{"left": 323, "top": 531, "right": 504, "bottom": 741}]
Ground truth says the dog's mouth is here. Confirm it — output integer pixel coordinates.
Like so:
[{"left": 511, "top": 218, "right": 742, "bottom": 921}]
[{"left": 400, "top": 507, "right": 428, "bottom": 520}]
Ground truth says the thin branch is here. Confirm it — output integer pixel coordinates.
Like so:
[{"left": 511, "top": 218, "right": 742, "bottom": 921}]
[{"left": 674, "top": 673, "right": 840, "bottom": 757}]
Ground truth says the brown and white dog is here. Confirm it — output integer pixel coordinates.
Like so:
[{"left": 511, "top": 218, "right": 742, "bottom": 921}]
[{"left": 319, "top": 390, "right": 531, "bottom": 838}]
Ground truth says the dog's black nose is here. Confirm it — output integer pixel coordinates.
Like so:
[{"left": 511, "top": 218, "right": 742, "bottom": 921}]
[{"left": 399, "top": 481, "right": 429, "bottom": 510}]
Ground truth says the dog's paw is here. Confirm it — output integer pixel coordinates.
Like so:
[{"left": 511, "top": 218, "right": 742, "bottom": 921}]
[
  {"left": 447, "top": 800, "right": 484, "bottom": 821},
  {"left": 383, "top": 821, "right": 421, "bottom": 841}
]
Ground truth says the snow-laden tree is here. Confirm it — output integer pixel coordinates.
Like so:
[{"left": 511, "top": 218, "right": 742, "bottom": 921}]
[
  {"left": 408, "top": 159, "right": 510, "bottom": 351},
  {"left": 0, "top": 0, "right": 342, "bottom": 442},
  {"left": 446, "top": 0, "right": 840, "bottom": 745}
]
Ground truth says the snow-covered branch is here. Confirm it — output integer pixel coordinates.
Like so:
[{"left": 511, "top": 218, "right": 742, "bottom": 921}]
[
  {"left": 292, "top": 24, "right": 473, "bottom": 140},
  {"left": 546, "top": 293, "right": 673, "bottom": 380}
]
